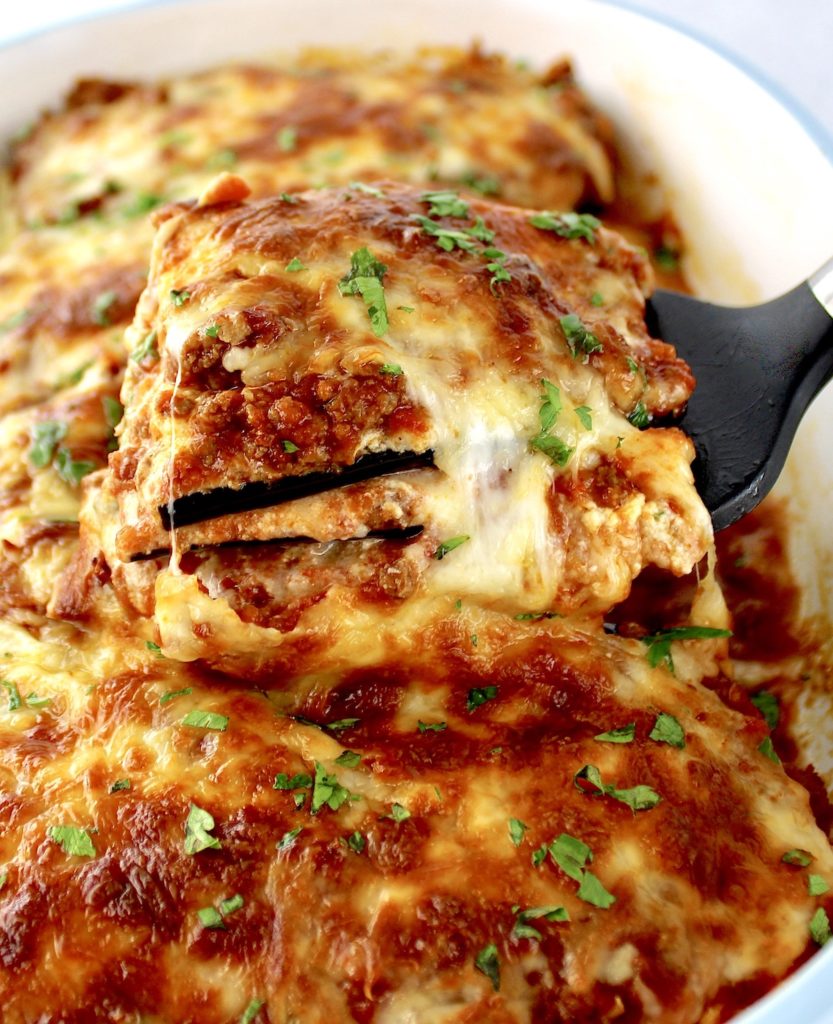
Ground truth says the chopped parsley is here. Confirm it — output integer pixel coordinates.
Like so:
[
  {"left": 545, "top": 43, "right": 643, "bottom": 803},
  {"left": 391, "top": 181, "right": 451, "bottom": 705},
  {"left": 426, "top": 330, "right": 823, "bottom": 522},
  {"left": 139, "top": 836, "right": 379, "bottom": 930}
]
[
  {"left": 204, "top": 324, "right": 220, "bottom": 338},
  {"left": 338, "top": 247, "right": 389, "bottom": 337},
  {"left": 273, "top": 772, "right": 313, "bottom": 791},
  {"left": 159, "top": 686, "right": 191, "bottom": 704},
  {"left": 575, "top": 405, "right": 593, "bottom": 430},
  {"left": 285, "top": 257, "right": 306, "bottom": 272},
  {"left": 758, "top": 736, "right": 781, "bottom": 764},
  {"left": 628, "top": 400, "right": 650, "bottom": 428},
  {"left": 198, "top": 906, "right": 225, "bottom": 929},
  {"left": 334, "top": 750, "right": 361, "bottom": 768},
  {"left": 184, "top": 803, "right": 221, "bottom": 855},
  {"left": 91, "top": 290, "right": 118, "bottom": 327},
  {"left": 219, "top": 893, "right": 244, "bottom": 916},
  {"left": 103, "top": 395, "right": 123, "bottom": 434},
  {"left": 49, "top": 825, "right": 96, "bottom": 858},
  {"left": 433, "top": 535, "right": 470, "bottom": 560},
  {"left": 810, "top": 907, "right": 830, "bottom": 946},
  {"left": 344, "top": 831, "right": 366, "bottom": 854},
  {"left": 282, "top": 439, "right": 299, "bottom": 453},
  {"left": 29, "top": 421, "right": 67, "bottom": 468},
  {"left": 54, "top": 448, "right": 96, "bottom": 486},
  {"left": 594, "top": 723, "right": 636, "bottom": 744},
  {"left": 648, "top": 712, "right": 686, "bottom": 749},
  {"left": 411, "top": 215, "right": 481, "bottom": 254},
  {"left": 131, "top": 329, "right": 158, "bottom": 363},
  {"left": 560, "top": 313, "right": 603, "bottom": 359},
  {"left": 277, "top": 827, "right": 303, "bottom": 850},
  {"left": 379, "top": 363, "right": 403, "bottom": 376},
  {"left": 549, "top": 833, "right": 616, "bottom": 908},
  {"left": 421, "top": 189, "right": 470, "bottom": 218},
  {"left": 397, "top": 305, "right": 415, "bottom": 313},
  {"left": 277, "top": 126, "right": 298, "bottom": 152},
  {"left": 508, "top": 818, "right": 528, "bottom": 847},
  {"left": 640, "top": 626, "right": 732, "bottom": 673},
  {"left": 590, "top": 291, "right": 604, "bottom": 307},
  {"left": 782, "top": 849, "right": 814, "bottom": 867},
  {"left": 280, "top": 192, "right": 299, "bottom": 204},
  {"left": 0, "top": 872, "right": 6, "bottom": 890},
  {"left": 460, "top": 170, "right": 501, "bottom": 196},
  {"left": 181, "top": 710, "right": 229, "bottom": 731},
  {"left": 809, "top": 875, "right": 830, "bottom": 896},
  {"left": 529, "top": 211, "right": 600, "bottom": 243},
  {"left": 170, "top": 289, "right": 191, "bottom": 307},
  {"left": 466, "top": 685, "right": 498, "bottom": 712},
  {"left": 25, "top": 693, "right": 51, "bottom": 709},
  {"left": 750, "top": 689, "right": 780, "bottom": 730},
  {"left": 418, "top": 720, "right": 447, "bottom": 733},
  {"left": 349, "top": 181, "right": 384, "bottom": 197},
  {"left": 529, "top": 378, "right": 573, "bottom": 467},
  {"left": 474, "top": 943, "right": 500, "bottom": 991},
  {"left": 311, "top": 761, "right": 358, "bottom": 814},
  {"left": 514, "top": 610, "right": 560, "bottom": 621},
  {"left": 109, "top": 779, "right": 131, "bottom": 793},
  {"left": 387, "top": 803, "right": 411, "bottom": 823},
  {"left": 124, "top": 193, "right": 164, "bottom": 218},
  {"left": 0, "top": 680, "right": 20, "bottom": 711},
  {"left": 512, "top": 904, "right": 569, "bottom": 939},
  {"left": 240, "top": 998, "right": 264, "bottom": 1024},
  {"left": 484, "top": 249, "right": 511, "bottom": 294},
  {"left": 654, "top": 245, "right": 680, "bottom": 272},
  {"left": 574, "top": 764, "right": 662, "bottom": 812},
  {"left": 531, "top": 842, "right": 548, "bottom": 867}
]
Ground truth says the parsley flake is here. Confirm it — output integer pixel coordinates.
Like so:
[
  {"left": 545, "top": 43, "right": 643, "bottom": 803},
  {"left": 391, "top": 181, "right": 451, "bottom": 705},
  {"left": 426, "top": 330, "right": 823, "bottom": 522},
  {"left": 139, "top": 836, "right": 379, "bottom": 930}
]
[
  {"left": 285, "top": 257, "right": 306, "bottom": 272},
  {"left": 159, "top": 687, "right": 191, "bottom": 704},
  {"left": 751, "top": 690, "right": 780, "bottom": 730},
  {"left": 594, "top": 723, "right": 636, "bottom": 744},
  {"left": 344, "top": 831, "right": 366, "bottom": 853},
  {"left": 512, "top": 904, "right": 569, "bottom": 939},
  {"left": 131, "top": 329, "right": 158, "bottom": 363},
  {"left": 574, "top": 764, "right": 662, "bottom": 812},
  {"left": 387, "top": 803, "right": 411, "bottom": 823},
  {"left": 529, "top": 211, "right": 600, "bottom": 243},
  {"left": 91, "top": 290, "right": 118, "bottom": 327},
  {"left": 338, "top": 247, "right": 389, "bottom": 337},
  {"left": 418, "top": 720, "right": 447, "bottom": 733},
  {"left": 277, "top": 126, "right": 298, "bottom": 152},
  {"left": 809, "top": 874, "right": 830, "bottom": 896},
  {"left": 466, "top": 685, "right": 498, "bottom": 712},
  {"left": 181, "top": 710, "right": 229, "bottom": 731},
  {"left": 575, "top": 405, "right": 593, "bottom": 430},
  {"left": 109, "top": 779, "right": 131, "bottom": 793},
  {"left": 649, "top": 713, "right": 686, "bottom": 749},
  {"left": 379, "top": 363, "right": 403, "bottom": 376},
  {"left": 311, "top": 761, "right": 358, "bottom": 814},
  {"left": 273, "top": 772, "right": 312, "bottom": 791},
  {"left": 759, "top": 736, "right": 781, "bottom": 764},
  {"left": 783, "top": 849, "right": 814, "bottom": 867},
  {"left": 641, "top": 627, "right": 732, "bottom": 673},
  {"left": 434, "top": 535, "right": 470, "bottom": 560},
  {"left": 421, "top": 189, "right": 470, "bottom": 218},
  {"left": 170, "top": 288, "right": 191, "bottom": 306},
  {"left": 474, "top": 943, "right": 500, "bottom": 991},
  {"left": 184, "top": 803, "right": 221, "bottom": 855},
  {"left": 577, "top": 871, "right": 617, "bottom": 909},
  {"left": 124, "top": 193, "right": 164, "bottom": 218},
  {"left": 198, "top": 906, "right": 225, "bottom": 929},
  {"left": 54, "top": 448, "right": 96, "bottom": 486},
  {"left": 282, "top": 439, "right": 299, "bottom": 453},
  {"left": 240, "top": 999, "right": 264, "bottom": 1024},
  {"left": 206, "top": 148, "right": 237, "bottom": 170},
  {"left": 49, "top": 825, "right": 96, "bottom": 858},
  {"left": 810, "top": 907, "right": 830, "bottom": 946},
  {"left": 628, "top": 400, "right": 650, "bottom": 428},
  {"left": 29, "top": 421, "right": 67, "bottom": 468},
  {"left": 590, "top": 291, "right": 604, "bottom": 307},
  {"left": 560, "top": 313, "right": 602, "bottom": 359},
  {"left": 334, "top": 750, "right": 361, "bottom": 768},
  {"left": 277, "top": 826, "right": 303, "bottom": 851},
  {"left": 509, "top": 818, "right": 528, "bottom": 847},
  {"left": 0, "top": 680, "right": 20, "bottom": 711}
]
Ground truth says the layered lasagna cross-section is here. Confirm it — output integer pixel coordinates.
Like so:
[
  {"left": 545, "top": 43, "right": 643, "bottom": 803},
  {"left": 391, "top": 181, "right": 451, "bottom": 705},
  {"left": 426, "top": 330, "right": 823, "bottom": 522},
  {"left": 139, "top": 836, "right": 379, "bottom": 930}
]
[{"left": 78, "top": 176, "right": 710, "bottom": 675}]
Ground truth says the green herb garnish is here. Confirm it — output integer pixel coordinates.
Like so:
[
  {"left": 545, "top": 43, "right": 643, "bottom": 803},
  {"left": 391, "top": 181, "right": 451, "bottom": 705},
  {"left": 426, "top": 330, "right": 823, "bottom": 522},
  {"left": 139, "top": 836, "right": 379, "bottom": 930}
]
[
  {"left": 594, "top": 723, "right": 636, "bottom": 744},
  {"left": 49, "top": 825, "right": 96, "bottom": 858},
  {"left": 560, "top": 313, "right": 602, "bottom": 359},
  {"left": 338, "top": 247, "right": 389, "bottom": 337},
  {"left": 474, "top": 943, "right": 500, "bottom": 991},
  {"left": 434, "top": 535, "right": 470, "bottom": 560},
  {"left": 29, "top": 421, "right": 67, "bottom": 468},
  {"left": 509, "top": 818, "right": 528, "bottom": 847},
  {"left": 421, "top": 189, "right": 470, "bottom": 218},
  {"left": 529, "top": 211, "right": 600, "bottom": 243},
  {"left": 574, "top": 764, "right": 661, "bottom": 812},
  {"left": 649, "top": 712, "right": 686, "bottom": 749},
  {"left": 184, "top": 803, "right": 221, "bottom": 855},
  {"left": 91, "top": 290, "right": 118, "bottom": 327},
  {"left": 418, "top": 720, "right": 447, "bottom": 733},
  {"left": 285, "top": 257, "right": 306, "bottom": 272},
  {"left": 181, "top": 710, "right": 228, "bottom": 731},
  {"left": 641, "top": 626, "right": 732, "bottom": 673},
  {"left": 466, "top": 685, "right": 498, "bottom": 712}
]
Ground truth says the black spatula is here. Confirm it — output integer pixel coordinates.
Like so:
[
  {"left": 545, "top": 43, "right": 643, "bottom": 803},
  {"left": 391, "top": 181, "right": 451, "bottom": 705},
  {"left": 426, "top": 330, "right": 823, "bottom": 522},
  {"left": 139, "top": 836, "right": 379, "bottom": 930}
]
[{"left": 646, "top": 258, "right": 833, "bottom": 530}]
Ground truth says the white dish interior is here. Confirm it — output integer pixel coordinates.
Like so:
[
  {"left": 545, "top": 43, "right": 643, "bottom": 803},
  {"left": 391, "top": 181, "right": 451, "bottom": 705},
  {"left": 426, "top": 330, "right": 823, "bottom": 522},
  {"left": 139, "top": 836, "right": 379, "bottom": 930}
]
[{"left": 1, "top": 1, "right": 831, "bottom": 1020}]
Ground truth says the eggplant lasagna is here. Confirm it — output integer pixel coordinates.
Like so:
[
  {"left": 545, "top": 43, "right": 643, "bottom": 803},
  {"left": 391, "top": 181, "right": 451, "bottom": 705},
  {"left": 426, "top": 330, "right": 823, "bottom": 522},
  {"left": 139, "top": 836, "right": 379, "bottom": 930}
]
[{"left": 0, "top": 47, "right": 830, "bottom": 1024}]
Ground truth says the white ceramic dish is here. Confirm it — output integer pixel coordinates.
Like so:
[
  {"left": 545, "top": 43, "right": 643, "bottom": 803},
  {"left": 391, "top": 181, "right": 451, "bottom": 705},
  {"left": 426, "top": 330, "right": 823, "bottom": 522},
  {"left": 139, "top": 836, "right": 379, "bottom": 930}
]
[{"left": 1, "top": 1, "right": 831, "bottom": 1020}]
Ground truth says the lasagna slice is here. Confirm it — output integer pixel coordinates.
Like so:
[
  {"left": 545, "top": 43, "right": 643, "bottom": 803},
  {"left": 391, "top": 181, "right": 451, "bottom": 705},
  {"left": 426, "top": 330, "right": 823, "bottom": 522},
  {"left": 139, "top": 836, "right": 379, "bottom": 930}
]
[
  {"left": 0, "top": 610, "right": 828, "bottom": 1023},
  {"left": 71, "top": 177, "right": 709, "bottom": 673}
]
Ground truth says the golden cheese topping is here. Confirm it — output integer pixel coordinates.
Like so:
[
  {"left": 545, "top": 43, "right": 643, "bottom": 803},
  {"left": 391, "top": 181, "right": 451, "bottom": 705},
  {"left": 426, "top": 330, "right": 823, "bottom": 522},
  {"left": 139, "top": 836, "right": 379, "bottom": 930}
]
[{"left": 0, "top": 45, "right": 830, "bottom": 1024}]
